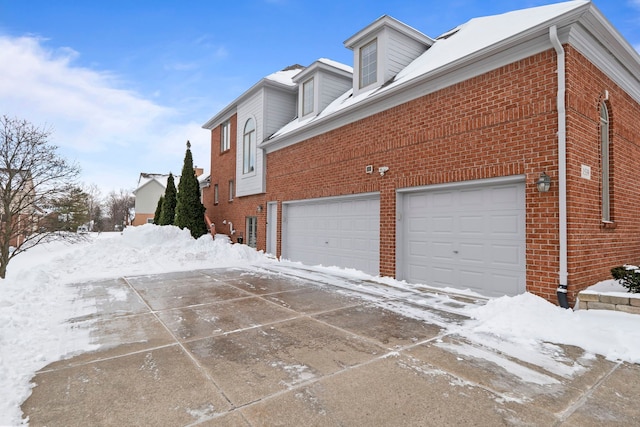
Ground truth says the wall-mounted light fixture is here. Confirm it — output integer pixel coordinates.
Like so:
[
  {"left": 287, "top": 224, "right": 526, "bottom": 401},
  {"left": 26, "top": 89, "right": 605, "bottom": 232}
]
[
  {"left": 379, "top": 166, "right": 389, "bottom": 176},
  {"left": 536, "top": 172, "right": 551, "bottom": 193},
  {"left": 257, "top": 204, "right": 263, "bottom": 213}
]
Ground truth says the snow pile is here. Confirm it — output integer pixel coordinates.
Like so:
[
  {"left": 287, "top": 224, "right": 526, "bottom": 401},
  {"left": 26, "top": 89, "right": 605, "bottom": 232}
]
[
  {"left": 0, "top": 225, "right": 272, "bottom": 426},
  {"left": 3, "top": 224, "right": 640, "bottom": 425},
  {"left": 462, "top": 292, "right": 640, "bottom": 364}
]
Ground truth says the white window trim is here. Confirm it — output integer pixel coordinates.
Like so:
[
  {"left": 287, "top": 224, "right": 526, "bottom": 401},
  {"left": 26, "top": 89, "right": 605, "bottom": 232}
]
[
  {"left": 242, "top": 118, "right": 256, "bottom": 175},
  {"left": 220, "top": 121, "right": 230, "bottom": 152},
  {"left": 229, "top": 180, "right": 234, "bottom": 201},
  {"left": 360, "top": 39, "right": 377, "bottom": 89},
  {"left": 601, "top": 102, "right": 611, "bottom": 222},
  {"left": 302, "top": 77, "right": 314, "bottom": 116},
  {"left": 214, "top": 184, "right": 219, "bottom": 205}
]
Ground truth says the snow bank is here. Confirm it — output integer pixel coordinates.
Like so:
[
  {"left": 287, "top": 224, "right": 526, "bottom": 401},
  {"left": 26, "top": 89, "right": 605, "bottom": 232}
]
[
  {"left": 463, "top": 292, "right": 640, "bottom": 364},
  {"left": 0, "top": 225, "right": 272, "bottom": 426},
  {"left": 3, "top": 224, "right": 640, "bottom": 425}
]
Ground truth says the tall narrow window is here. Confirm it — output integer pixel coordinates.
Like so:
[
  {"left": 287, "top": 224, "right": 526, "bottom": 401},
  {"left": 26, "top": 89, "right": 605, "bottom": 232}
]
[
  {"left": 246, "top": 216, "right": 257, "bottom": 248},
  {"left": 214, "top": 184, "right": 219, "bottom": 204},
  {"left": 302, "top": 78, "right": 314, "bottom": 116},
  {"left": 243, "top": 118, "right": 256, "bottom": 174},
  {"left": 600, "top": 102, "right": 611, "bottom": 222},
  {"left": 360, "top": 39, "right": 377, "bottom": 88},
  {"left": 220, "top": 121, "right": 230, "bottom": 152},
  {"left": 229, "top": 180, "right": 234, "bottom": 201}
]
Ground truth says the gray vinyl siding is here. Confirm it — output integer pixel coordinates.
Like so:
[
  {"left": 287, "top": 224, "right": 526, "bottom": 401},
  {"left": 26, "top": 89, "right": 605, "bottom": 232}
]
[
  {"left": 387, "top": 28, "right": 428, "bottom": 79},
  {"left": 236, "top": 90, "right": 265, "bottom": 196},
  {"left": 319, "top": 72, "right": 352, "bottom": 112},
  {"left": 264, "top": 87, "right": 297, "bottom": 137},
  {"left": 134, "top": 180, "right": 165, "bottom": 214}
]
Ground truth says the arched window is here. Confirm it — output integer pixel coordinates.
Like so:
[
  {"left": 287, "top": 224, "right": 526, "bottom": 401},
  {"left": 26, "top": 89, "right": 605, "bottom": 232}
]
[
  {"left": 600, "top": 102, "right": 611, "bottom": 222},
  {"left": 243, "top": 118, "right": 256, "bottom": 174}
]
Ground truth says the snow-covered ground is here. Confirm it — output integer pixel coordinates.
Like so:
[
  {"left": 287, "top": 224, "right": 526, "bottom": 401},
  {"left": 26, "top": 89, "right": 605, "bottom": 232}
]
[{"left": 1, "top": 224, "right": 639, "bottom": 425}]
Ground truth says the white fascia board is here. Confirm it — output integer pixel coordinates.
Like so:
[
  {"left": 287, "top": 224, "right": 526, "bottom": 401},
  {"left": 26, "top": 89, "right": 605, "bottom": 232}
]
[
  {"left": 293, "top": 60, "right": 352, "bottom": 83},
  {"left": 202, "top": 79, "right": 297, "bottom": 130},
  {"left": 133, "top": 177, "right": 165, "bottom": 195},
  {"left": 344, "top": 15, "right": 434, "bottom": 49},
  {"left": 202, "top": 105, "right": 237, "bottom": 130},
  {"left": 568, "top": 11, "right": 640, "bottom": 103}
]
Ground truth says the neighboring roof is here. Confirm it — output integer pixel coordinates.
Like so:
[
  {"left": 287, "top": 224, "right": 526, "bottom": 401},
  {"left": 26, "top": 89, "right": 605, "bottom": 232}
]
[
  {"left": 264, "top": 0, "right": 640, "bottom": 149},
  {"left": 201, "top": 65, "right": 305, "bottom": 130},
  {"left": 133, "top": 173, "right": 179, "bottom": 195},
  {"left": 198, "top": 173, "right": 211, "bottom": 187}
]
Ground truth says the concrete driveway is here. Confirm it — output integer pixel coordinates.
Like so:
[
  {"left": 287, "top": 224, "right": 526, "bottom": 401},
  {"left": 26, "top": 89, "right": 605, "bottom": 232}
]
[{"left": 22, "top": 267, "right": 640, "bottom": 426}]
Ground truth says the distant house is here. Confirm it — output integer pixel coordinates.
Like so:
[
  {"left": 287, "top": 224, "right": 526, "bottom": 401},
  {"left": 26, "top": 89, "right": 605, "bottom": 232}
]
[
  {"left": 0, "top": 168, "right": 37, "bottom": 246},
  {"left": 132, "top": 168, "right": 206, "bottom": 226},
  {"left": 132, "top": 173, "right": 178, "bottom": 226},
  {"left": 202, "top": 1, "right": 640, "bottom": 305}
]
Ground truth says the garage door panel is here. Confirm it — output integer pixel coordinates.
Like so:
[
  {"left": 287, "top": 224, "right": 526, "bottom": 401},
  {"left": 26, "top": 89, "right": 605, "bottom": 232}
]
[
  {"left": 431, "top": 241, "right": 455, "bottom": 261},
  {"left": 491, "top": 273, "right": 525, "bottom": 295},
  {"left": 491, "top": 244, "right": 523, "bottom": 267},
  {"left": 283, "top": 195, "right": 379, "bottom": 275},
  {"left": 458, "top": 243, "right": 485, "bottom": 263},
  {"left": 459, "top": 269, "right": 485, "bottom": 288},
  {"left": 491, "top": 214, "right": 521, "bottom": 235},
  {"left": 431, "top": 216, "right": 453, "bottom": 233},
  {"left": 459, "top": 215, "right": 484, "bottom": 234},
  {"left": 491, "top": 185, "right": 523, "bottom": 206},
  {"left": 459, "top": 188, "right": 483, "bottom": 207},
  {"left": 401, "top": 179, "right": 525, "bottom": 297},
  {"left": 432, "top": 266, "right": 455, "bottom": 286}
]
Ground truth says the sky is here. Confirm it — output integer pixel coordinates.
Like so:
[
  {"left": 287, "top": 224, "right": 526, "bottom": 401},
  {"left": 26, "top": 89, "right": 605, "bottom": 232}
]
[
  {"left": 0, "top": 0, "right": 639, "bottom": 197},
  {"left": 1, "top": 225, "right": 639, "bottom": 424}
]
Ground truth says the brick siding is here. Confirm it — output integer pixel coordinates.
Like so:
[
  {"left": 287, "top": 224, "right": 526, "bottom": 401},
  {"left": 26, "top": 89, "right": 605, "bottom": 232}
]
[{"left": 205, "top": 46, "right": 640, "bottom": 304}]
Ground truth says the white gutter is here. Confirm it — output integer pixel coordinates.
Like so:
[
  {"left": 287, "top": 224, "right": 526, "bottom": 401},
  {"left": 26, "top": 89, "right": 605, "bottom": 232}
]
[{"left": 550, "top": 25, "right": 569, "bottom": 305}]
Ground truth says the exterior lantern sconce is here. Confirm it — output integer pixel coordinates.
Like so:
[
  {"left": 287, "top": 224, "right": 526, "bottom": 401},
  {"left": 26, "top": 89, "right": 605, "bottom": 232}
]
[
  {"left": 257, "top": 204, "right": 263, "bottom": 213},
  {"left": 536, "top": 172, "right": 551, "bottom": 193}
]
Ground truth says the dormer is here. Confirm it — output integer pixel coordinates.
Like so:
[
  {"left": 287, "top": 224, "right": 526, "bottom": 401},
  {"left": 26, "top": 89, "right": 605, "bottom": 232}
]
[
  {"left": 292, "top": 58, "right": 352, "bottom": 119},
  {"left": 344, "top": 15, "right": 434, "bottom": 97}
]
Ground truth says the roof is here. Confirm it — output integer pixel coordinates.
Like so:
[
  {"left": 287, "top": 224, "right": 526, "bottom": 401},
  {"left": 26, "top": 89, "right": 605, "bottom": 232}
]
[
  {"left": 133, "top": 173, "right": 179, "bottom": 195},
  {"left": 264, "top": 0, "right": 640, "bottom": 149},
  {"left": 201, "top": 65, "right": 305, "bottom": 130},
  {"left": 293, "top": 58, "right": 353, "bottom": 84},
  {"left": 343, "top": 14, "right": 434, "bottom": 49}
]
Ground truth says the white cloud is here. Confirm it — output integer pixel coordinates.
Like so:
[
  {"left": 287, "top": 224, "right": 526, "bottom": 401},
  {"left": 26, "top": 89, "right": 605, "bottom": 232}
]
[{"left": 0, "top": 35, "right": 210, "bottom": 195}]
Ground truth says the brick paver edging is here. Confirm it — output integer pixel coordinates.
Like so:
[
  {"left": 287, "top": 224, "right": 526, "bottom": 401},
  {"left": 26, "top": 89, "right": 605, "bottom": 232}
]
[{"left": 577, "top": 291, "right": 640, "bottom": 315}]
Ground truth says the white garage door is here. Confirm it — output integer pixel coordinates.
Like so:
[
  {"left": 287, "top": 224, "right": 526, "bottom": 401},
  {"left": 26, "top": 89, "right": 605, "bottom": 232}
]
[
  {"left": 282, "top": 194, "right": 380, "bottom": 275},
  {"left": 400, "top": 178, "right": 525, "bottom": 297}
]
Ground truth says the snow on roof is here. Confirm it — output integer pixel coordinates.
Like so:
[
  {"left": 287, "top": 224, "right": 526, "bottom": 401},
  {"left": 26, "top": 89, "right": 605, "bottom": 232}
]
[
  {"left": 135, "top": 173, "right": 179, "bottom": 192},
  {"left": 268, "top": 0, "right": 590, "bottom": 142},
  {"left": 394, "top": 0, "right": 589, "bottom": 84},
  {"left": 202, "top": 65, "right": 304, "bottom": 129},
  {"left": 318, "top": 58, "right": 353, "bottom": 74},
  {"left": 264, "top": 65, "right": 304, "bottom": 86}
]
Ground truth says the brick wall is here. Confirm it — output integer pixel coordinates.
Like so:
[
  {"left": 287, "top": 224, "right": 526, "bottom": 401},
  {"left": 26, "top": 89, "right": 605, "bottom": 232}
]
[
  {"left": 206, "top": 47, "right": 640, "bottom": 304},
  {"left": 267, "top": 50, "right": 562, "bottom": 301},
  {"left": 204, "top": 115, "right": 268, "bottom": 246},
  {"left": 564, "top": 46, "right": 640, "bottom": 302}
]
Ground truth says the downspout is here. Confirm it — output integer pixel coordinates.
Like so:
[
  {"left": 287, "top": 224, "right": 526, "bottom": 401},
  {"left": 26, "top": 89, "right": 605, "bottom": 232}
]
[{"left": 550, "top": 25, "right": 570, "bottom": 308}]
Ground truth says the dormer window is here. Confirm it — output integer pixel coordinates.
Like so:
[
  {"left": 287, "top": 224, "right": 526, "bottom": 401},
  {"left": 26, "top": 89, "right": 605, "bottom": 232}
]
[
  {"left": 302, "top": 78, "right": 314, "bottom": 116},
  {"left": 360, "top": 39, "right": 377, "bottom": 88},
  {"left": 344, "top": 16, "right": 433, "bottom": 97}
]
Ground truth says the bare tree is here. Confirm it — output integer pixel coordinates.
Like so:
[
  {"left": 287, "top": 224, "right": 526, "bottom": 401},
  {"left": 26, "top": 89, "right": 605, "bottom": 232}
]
[
  {"left": 0, "top": 115, "right": 81, "bottom": 278},
  {"left": 83, "top": 183, "right": 102, "bottom": 231},
  {"left": 105, "top": 189, "right": 134, "bottom": 231}
]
